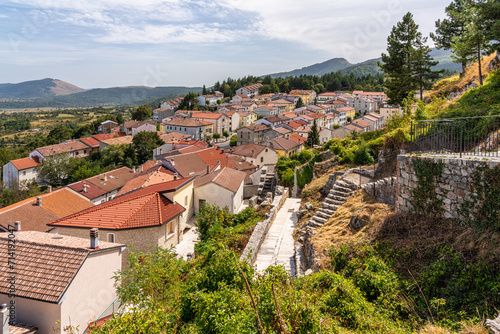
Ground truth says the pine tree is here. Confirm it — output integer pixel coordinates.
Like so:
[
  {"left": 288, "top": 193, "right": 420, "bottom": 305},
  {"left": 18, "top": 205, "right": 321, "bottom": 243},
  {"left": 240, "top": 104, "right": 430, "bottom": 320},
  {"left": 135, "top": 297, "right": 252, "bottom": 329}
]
[
  {"left": 307, "top": 119, "right": 320, "bottom": 147},
  {"left": 378, "top": 12, "right": 420, "bottom": 105},
  {"left": 295, "top": 97, "right": 304, "bottom": 109},
  {"left": 431, "top": 0, "right": 473, "bottom": 73},
  {"left": 411, "top": 39, "right": 442, "bottom": 100},
  {"left": 478, "top": 0, "right": 500, "bottom": 53},
  {"left": 451, "top": 2, "right": 491, "bottom": 85}
]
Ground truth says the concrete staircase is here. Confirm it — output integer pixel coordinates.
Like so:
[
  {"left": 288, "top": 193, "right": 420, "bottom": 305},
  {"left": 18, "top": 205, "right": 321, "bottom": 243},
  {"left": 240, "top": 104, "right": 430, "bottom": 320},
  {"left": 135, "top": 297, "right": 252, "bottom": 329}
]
[
  {"left": 258, "top": 167, "right": 277, "bottom": 195},
  {"left": 306, "top": 178, "right": 358, "bottom": 228}
]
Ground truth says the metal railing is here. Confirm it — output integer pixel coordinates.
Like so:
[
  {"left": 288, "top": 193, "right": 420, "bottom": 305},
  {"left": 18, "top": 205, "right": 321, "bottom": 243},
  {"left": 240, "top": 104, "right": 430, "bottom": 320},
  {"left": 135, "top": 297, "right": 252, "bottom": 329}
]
[{"left": 410, "top": 115, "right": 500, "bottom": 158}]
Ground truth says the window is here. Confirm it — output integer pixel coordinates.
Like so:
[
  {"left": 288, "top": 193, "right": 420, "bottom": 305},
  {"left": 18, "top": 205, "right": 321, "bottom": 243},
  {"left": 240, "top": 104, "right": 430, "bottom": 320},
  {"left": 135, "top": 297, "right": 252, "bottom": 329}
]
[
  {"left": 260, "top": 157, "right": 263, "bottom": 163},
  {"left": 107, "top": 233, "right": 115, "bottom": 243},
  {"left": 184, "top": 195, "right": 188, "bottom": 206},
  {"left": 23, "top": 171, "right": 26, "bottom": 176},
  {"left": 166, "top": 222, "right": 174, "bottom": 237}
]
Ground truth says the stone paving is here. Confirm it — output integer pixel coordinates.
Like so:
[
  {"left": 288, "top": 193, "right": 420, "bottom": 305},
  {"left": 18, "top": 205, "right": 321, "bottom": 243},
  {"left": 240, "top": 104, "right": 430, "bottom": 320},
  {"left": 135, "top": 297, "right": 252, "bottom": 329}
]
[
  {"left": 255, "top": 198, "right": 302, "bottom": 277},
  {"left": 174, "top": 226, "right": 199, "bottom": 260}
]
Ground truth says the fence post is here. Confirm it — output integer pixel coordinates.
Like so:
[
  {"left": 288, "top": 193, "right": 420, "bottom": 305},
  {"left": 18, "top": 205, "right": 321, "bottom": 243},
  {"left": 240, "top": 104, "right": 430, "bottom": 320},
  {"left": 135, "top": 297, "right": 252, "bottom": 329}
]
[
  {"left": 410, "top": 121, "right": 413, "bottom": 153},
  {"left": 459, "top": 118, "right": 463, "bottom": 158}
]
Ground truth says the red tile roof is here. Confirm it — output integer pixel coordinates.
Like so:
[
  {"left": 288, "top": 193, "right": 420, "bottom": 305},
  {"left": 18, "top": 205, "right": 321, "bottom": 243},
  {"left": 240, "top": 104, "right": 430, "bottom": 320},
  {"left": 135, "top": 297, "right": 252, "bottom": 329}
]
[
  {"left": 271, "top": 137, "right": 301, "bottom": 151},
  {"left": 92, "top": 133, "right": 119, "bottom": 142},
  {"left": 194, "top": 167, "right": 246, "bottom": 193},
  {"left": 0, "top": 231, "right": 123, "bottom": 303},
  {"left": 288, "top": 133, "right": 307, "bottom": 144},
  {"left": 49, "top": 180, "right": 191, "bottom": 230},
  {"left": 79, "top": 136, "right": 100, "bottom": 148},
  {"left": 116, "top": 165, "right": 175, "bottom": 197},
  {"left": 10, "top": 156, "right": 40, "bottom": 170},
  {"left": 68, "top": 180, "right": 108, "bottom": 200},
  {"left": 191, "top": 112, "right": 224, "bottom": 120},
  {"left": 228, "top": 144, "right": 267, "bottom": 158}
]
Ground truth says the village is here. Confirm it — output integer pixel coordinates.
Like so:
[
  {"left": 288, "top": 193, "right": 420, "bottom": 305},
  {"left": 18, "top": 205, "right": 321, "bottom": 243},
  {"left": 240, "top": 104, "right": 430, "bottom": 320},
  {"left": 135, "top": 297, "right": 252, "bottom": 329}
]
[{"left": 0, "top": 84, "right": 400, "bottom": 333}]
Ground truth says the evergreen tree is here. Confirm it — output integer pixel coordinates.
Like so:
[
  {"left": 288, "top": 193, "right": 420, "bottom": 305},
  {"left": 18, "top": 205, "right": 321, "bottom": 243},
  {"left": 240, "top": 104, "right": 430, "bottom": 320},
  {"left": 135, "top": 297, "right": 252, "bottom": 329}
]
[
  {"left": 411, "top": 39, "right": 442, "bottom": 100},
  {"left": 431, "top": 0, "right": 473, "bottom": 73},
  {"left": 295, "top": 97, "right": 304, "bottom": 109},
  {"left": 132, "top": 104, "right": 153, "bottom": 121},
  {"left": 307, "top": 119, "right": 320, "bottom": 147},
  {"left": 451, "top": 2, "right": 491, "bottom": 85},
  {"left": 202, "top": 85, "right": 208, "bottom": 95},
  {"left": 379, "top": 12, "right": 421, "bottom": 105},
  {"left": 478, "top": 0, "right": 500, "bottom": 53}
]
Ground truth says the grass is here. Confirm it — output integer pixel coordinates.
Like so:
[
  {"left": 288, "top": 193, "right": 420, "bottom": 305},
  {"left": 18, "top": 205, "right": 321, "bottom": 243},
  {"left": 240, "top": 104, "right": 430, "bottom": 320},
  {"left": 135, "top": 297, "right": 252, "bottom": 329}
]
[
  {"left": 416, "top": 322, "right": 489, "bottom": 334},
  {"left": 426, "top": 52, "right": 498, "bottom": 101},
  {"left": 311, "top": 190, "right": 394, "bottom": 268}
]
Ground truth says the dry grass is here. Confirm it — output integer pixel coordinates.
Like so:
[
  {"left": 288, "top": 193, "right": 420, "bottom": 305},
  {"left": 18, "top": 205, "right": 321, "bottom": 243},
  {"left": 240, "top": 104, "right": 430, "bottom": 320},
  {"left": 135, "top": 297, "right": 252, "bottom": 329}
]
[
  {"left": 416, "top": 322, "right": 489, "bottom": 334},
  {"left": 426, "top": 52, "right": 498, "bottom": 101},
  {"left": 311, "top": 190, "right": 394, "bottom": 268}
]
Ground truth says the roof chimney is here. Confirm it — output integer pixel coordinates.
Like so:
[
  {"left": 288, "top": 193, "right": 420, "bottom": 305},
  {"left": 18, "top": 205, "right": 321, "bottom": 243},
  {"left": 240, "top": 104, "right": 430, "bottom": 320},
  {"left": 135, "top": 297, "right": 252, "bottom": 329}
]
[
  {"left": 90, "top": 228, "right": 99, "bottom": 249},
  {"left": 174, "top": 173, "right": 178, "bottom": 180},
  {"left": 207, "top": 165, "right": 210, "bottom": 174},
  {"left": 14, "top": 221, "right": 21, "bottom": 231},
  {"left": 47, "top": 185, "right": 52, "bottom": 193},
  {"left": 0, "top": 304, "right": 9, "bottom": 334},
  {"left": 171, "top": 158, "right": 175, "bottom": 166},
  {"left": 36, "top": 196, "right": 42, "bottom": 206},
  {"left": 103, "top": 173, "right": 107, "bottom": 181},
  {"left": 132, "top": 166, "right": 136, "bottom": 173}
]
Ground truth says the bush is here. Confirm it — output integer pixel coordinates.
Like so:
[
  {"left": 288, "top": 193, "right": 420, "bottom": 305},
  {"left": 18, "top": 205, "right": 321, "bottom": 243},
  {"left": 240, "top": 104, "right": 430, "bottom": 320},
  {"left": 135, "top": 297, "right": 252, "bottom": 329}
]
[{"left": 353, "top": 143, "right": 374, "bottom": 165}]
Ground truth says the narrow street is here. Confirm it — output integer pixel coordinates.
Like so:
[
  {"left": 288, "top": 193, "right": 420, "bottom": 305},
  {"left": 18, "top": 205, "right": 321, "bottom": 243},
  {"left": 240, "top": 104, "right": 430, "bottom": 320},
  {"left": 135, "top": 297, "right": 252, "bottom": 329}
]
[{"left": 255, "top": 198, "right": 301, "bottom": 277}]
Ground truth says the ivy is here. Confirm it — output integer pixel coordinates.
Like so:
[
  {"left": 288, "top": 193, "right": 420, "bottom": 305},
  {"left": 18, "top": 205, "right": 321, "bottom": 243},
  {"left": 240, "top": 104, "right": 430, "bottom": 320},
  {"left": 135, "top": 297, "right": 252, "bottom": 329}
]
[
  {"left": 459, "top": 163, "right": 500, "bottom": 231},
  {"left": 411, "top": 159, "right": 444, "bottom": 217}
]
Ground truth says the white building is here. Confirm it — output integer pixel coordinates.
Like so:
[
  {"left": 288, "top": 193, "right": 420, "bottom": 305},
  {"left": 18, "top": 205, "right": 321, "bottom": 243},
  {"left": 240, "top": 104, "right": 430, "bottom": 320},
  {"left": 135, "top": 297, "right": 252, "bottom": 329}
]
[
  {"left": 193, "top": 168, "right": 246, "bottom": 214},
  {"left": 236, "top": 83, "right": 263, "bottom": 97},
  {"left": 197, "top": 93, "right": 224, "bottom": 107},
  {"left": 0, "top": 231, "right": 124, "bottom": 334},
  {"left": 2, "top": 157, "right": 40, "bottom": 188}
]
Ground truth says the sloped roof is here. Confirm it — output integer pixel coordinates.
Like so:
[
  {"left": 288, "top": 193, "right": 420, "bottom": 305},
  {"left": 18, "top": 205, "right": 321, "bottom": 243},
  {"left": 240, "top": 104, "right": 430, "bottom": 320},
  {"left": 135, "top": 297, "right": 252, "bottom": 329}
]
[
  {"left": 336, "top": 106, "right": 355, "bottom": 112},
  {"left": 191, "top": 112, "right": 224, "bottom": 120},
  {"left": 92, "top": 133, "right": 119, "bottom": 142},
  {"left": 68, "top": 181, "right": 108, "bottom": 200},
  {"left": 49, "top": 180, "right": 190, "bottom": 230},
  {"left": 79, "top": 136, "right": 100, "bottom": 148},
  {"left": 288, "top": 133, "right": 307, "bottom": 144},
  {"left": 116, "top": 165, "right": 175, "bottom": 197},
  {"left": 0, "top": 231, "right": 123, "bottom": 303},
  {"left": 10, "top": 156, "right": 40, "bottom": 170},
  {"left": 229, "top": 144, "right": 267, "bottom": 158},
  {"left": 100, "top": 136, "right": 133, "bottom": 146},
  {"left": 35, "top": 141, "right": 88, "bottom": 157},
  {"left": 271, "top": 137, "right": 301, "bottom": 151},
  {"left": 85, "top": 167, "right": 135, "bottom": 193},
  {"left": 244, "top": 124, "right": 271, "bottom": 132},
  {"left": 164, "top": 118, "right": 207, "bottom": 127},
  {"left": 194, "top": 167, "right": 246, "bottom": 193},
  {"left": 0, "top": 189, "right": 93, "bottom": 232},
  {"left": 273, "top": 127, "right": 291, "bottom": 135}
]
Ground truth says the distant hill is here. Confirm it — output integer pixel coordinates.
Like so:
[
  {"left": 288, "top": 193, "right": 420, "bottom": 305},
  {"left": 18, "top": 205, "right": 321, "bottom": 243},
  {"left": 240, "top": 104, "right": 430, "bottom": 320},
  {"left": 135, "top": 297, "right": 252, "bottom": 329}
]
[
  {"left": 264, "top": 48, "right": 462, "bottom": 79},
  {"left": 0, "top": 78, "right": 86, "bottom": 99},
  {"left": 267, "top": 58, "right": 353, "bottom": 78},
  {"left": 0, "top": 83, "right": 201, "bottom": 109}
]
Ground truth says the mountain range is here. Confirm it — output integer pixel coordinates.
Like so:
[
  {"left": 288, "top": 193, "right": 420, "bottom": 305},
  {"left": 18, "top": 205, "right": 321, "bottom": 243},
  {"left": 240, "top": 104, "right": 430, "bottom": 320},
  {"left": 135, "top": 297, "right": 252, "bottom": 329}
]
[
  {"left": 265, "top": 48, "right": 461, "bottom": 78},
  {"left": 0, "top": 49, "right": 460, "bottom": 109}
]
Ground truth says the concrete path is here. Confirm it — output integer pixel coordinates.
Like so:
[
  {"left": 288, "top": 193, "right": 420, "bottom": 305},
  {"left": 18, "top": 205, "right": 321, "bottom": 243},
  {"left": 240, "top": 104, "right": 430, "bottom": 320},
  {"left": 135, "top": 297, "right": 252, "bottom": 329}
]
[
  {"left": 174, "top": 226, "right": 199, "bottom": 260},
  {"left": 255, "top": 198, "right": 301, "bottom": 277}
]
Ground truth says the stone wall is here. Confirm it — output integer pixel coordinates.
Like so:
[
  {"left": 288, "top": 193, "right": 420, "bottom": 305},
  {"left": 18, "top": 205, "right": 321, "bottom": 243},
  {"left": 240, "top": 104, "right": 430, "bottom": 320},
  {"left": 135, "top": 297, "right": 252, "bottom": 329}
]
[
  {"left": 244, "top": 184, "right": 259, "bottom": 199},
  {"left": 240, "top": 186, "right": 289, "bottom": 264},
  {"left": 396, "top": 154, "right": 500, "bottom": 218},
  {"left": 361, "top": 176, "right": 397, "bottom": 205}
]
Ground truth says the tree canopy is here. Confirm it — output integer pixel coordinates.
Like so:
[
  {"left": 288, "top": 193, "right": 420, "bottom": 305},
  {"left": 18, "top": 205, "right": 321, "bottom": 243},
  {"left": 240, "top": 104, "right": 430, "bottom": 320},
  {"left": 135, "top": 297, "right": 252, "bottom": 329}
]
[{"left": 132, "top": 131, "right": 165, "bottom": 165}]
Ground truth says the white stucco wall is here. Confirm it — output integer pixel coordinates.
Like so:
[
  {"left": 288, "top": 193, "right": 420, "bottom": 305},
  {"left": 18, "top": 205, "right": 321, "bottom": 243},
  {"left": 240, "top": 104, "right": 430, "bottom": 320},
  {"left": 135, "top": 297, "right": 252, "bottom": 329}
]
[
  {"left": 163, "top": 181, "right": 194, "bottom": 229},
  {"left": 0, "top": 295, "right": 61, "bottom": 333},
  {"left": 194, "top": 180, "right": 244, "bottom": 214},
  {"left": 59, "top": 248, "right": 122, "bottom": 333}
]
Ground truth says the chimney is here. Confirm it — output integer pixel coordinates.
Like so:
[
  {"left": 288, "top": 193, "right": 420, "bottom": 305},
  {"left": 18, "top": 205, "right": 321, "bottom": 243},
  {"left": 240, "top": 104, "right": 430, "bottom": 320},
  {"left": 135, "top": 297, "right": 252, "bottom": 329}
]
[
  {"left": 207, "top": 165, "right": 210, "bottom": 174},
  {"left": 36, "top": 196, "right": 42, "bottom": 206},
  {"left": 14, "top": 221, "right": 20, "bottom": 231},
  {"left": 132, "top": 166, "right": 136, "bottom": 173},
  {"left": 0, "top": 304, "right": 9, "bottom": 334},
  {"left": 173, "top": 173, "right": 178, "bottom": 180},
  {"left": 171, "top": 158, "right": 175, "bottom": 166},
  {"left": 47, "top": 186, "right": 52, "bottom": 193},
  {"left": 103, "top": 173, "right": 107, "bottom": 181},
  {"left": 90, "top": 228, "right": 99, "bottom": 249}
]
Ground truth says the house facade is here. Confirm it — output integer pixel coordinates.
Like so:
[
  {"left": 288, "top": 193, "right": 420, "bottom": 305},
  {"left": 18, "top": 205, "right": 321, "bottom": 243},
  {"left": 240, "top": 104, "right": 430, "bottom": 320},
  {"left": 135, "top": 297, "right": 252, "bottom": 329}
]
[
  {"left": 163, "top": 118, "right": 213, "bottom": 140},
  {"left": 2, "top": 157, "right": 40, "bottom": 188},
  {"left": 0, "top": 231, "right": 124, "bottom": 334},
  {"left": 236, "top": 83, "right": 263, "bottom": 97}
]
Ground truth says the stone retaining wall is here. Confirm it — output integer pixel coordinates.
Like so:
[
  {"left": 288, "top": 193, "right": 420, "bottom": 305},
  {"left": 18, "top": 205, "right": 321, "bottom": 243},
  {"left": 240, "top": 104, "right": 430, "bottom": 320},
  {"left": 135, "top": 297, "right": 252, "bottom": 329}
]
[
  {"left": 396, "top": 154, "right": 500, "bottom": 218},
  {"left": 240, "top": 186, "right": 289, "bottom": 264},
  {"left": 361, "top": 177, "right": 397, "bottom": 205}
]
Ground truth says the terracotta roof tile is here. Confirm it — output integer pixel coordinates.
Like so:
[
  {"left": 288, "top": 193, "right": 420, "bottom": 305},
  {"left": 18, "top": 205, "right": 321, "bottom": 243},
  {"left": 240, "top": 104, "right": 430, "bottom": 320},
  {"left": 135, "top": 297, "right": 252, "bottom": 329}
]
[
  {"left": 10, "top": 156, "right": 40, "bottom": 170},
  {"left": 228, "top": 144, "right": 267, "bottom": 158},
  {"left": 9, "top": 323, "right": 38, "bottom": 334},
  {"left": 271, "top": 137, "right": 301, "bottom": 151},
  {"left": 68, "top": 181, "right": 108, "bottom": 200},
  {"left": 49, "top": 179, "right": 192, "bottom": 230},
  {"left": 92, "top": 133, "right": 119, "bottom": 142},
  {"left": 164, "top": 118, "right": 208, "bottom": 127},
  {"left": 194, "top": 167, "right": 246, "bottom": 193},
  {"left": 100, "top": 136, "right": 133, "bottom": 146},
  {"left": 191, "top": 112, "right": 224, "bottom": 120},
  {"left": 79, "top": 136, "right": 100, "bottom": 148},
  {"left": 85, "top": 167, "right": 135, "bottom": 193},
  {"left": 0, "top": 231, "right": 123, "bottom": 303},
  {"left": 0, "top": 189, "right": 93, "bottom": 232}
]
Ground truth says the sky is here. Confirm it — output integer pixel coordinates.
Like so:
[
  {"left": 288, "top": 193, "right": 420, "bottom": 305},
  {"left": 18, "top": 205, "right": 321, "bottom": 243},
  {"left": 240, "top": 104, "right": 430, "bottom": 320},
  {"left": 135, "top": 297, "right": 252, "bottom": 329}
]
[{"left": 0, "top": 0, "right": 452, "bottom": 89}]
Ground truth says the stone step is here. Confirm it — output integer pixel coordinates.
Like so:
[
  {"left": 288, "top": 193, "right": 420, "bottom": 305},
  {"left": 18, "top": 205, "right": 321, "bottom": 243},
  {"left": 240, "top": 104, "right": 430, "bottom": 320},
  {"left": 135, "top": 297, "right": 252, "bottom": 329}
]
[
  {"left": 319, "top": 208, "right": 335, "bottom": 215},
  {"left": 328, "top": 199, "right": 345, "bottom": 206},
  {"left": 313, "top": 216, "right": 327, "bottom": 224},
  {"left": 308, "top": 221, "right": 323, "bottom": 228},
  {"left": 327, "top": 194, "right": 347, "bottom": 202},
  {"left": 323, "top": 203, "right": 338, "bottom": 211},
  {"left": 316, "top": 211, "right": 331, "bottom": 220},
  {"left": 331, "top": 185, "right": 352, "bottom": 194},
  {"left": 329, "top": 189, "right": 350, "bottom": 197}
]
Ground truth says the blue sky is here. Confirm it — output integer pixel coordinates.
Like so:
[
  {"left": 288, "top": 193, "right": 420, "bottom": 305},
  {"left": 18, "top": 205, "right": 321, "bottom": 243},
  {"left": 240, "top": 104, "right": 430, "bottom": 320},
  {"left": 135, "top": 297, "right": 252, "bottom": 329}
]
[{"left": 0, "top": 0, "right": 451, "bottom": 89}]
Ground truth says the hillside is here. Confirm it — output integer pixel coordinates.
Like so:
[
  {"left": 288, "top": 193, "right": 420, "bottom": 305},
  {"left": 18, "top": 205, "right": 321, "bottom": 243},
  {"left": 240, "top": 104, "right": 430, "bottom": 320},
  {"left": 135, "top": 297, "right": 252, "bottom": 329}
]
[
  {"left": 0, "top": 78, "right": 86, "bottom": 99},
  {"left": 266, "top": 58, "right": 353, "bottom": 78},
  {"left": 265, "top": 48, "right": 461, "bottom": 79},
  {"left": 0, "top": 85, "right": 201, "bottom": 109}
]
